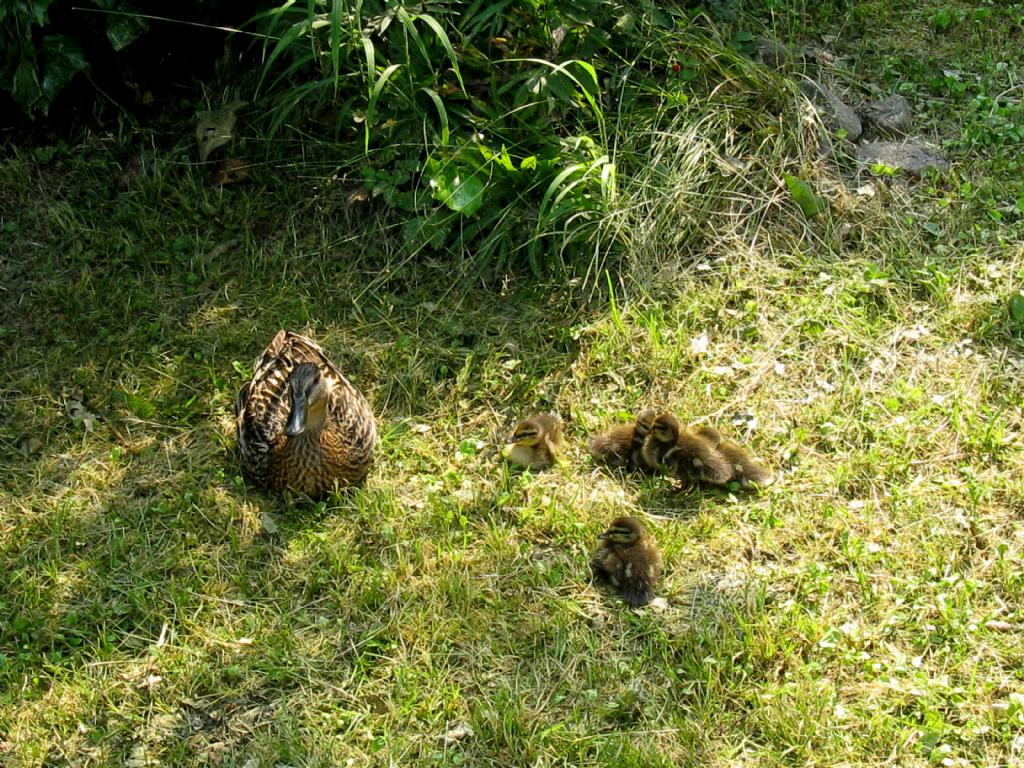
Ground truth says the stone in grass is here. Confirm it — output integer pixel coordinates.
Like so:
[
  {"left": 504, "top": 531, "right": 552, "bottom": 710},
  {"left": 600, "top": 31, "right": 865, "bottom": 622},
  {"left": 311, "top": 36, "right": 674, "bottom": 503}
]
[
  {"left": 800, "top": 78, "right": 862, "bottom": 142},
  {"left": 865, "top": 94, "right": 913, "bottom": 137},
  {"left": 856, "top": 141, "right": 950, "bottom": 176},
  {"left": 755, "top": 37, "right": 792, "bottom": 69}
]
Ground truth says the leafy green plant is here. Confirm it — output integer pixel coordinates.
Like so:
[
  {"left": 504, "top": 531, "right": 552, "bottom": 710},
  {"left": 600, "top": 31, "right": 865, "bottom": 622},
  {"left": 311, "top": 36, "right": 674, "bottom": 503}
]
[
  {"left": 785, "top": 173, "right": 828, "bottom": 217},
  {"left": 1, "top": 1, "right": 267, "bottom": 121},
  {"left": 1, "top": 1, "right": 95, "bottom": 116},
  {"left": 250, "top": 0, "right": 721, "bottom": 270},
  {"left": 1010, "top": 291, "right": 1024, "bottom": 333}
]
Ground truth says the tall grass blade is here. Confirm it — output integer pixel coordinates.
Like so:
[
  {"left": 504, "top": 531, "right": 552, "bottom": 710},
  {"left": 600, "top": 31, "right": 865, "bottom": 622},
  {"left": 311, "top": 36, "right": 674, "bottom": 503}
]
[
  {"left": 257, "top": 15, "right": 312, "bottom": 94},
  {"left": 366, "top": 63, "right": 403, "bottom": 153},
  {"left": 606, "top": 270, "right": 625, "bottom": 334},
  {"left": 416, "top": 13, "right": 465, "bottom": 93},
  {"left": 329, "top": 0, "right": 343, "bottom": 95},
  {"left": 420, "top": 87, "right": 450, "bottom": 145}
]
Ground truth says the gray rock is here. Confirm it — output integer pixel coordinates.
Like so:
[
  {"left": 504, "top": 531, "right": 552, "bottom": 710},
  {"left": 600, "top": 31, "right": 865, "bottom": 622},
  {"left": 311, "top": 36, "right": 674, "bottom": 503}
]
[
  {"left": 866, "top": 94, "right": 913, "bottom": 137},
  {"left": 800, "top": 78, "right": 862, "bottom": 142},
  {"left": 856, "top": 141, "right": 950, "bottom": 176},
  {"left": 756, "top": 37, "right": 791, "bottom": 69}
]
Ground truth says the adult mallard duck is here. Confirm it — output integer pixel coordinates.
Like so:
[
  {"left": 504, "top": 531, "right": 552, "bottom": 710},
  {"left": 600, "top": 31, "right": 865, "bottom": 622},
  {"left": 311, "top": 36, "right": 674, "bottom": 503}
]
[{"left": 235, "top": 330, "right": 376, "bottom": 496}]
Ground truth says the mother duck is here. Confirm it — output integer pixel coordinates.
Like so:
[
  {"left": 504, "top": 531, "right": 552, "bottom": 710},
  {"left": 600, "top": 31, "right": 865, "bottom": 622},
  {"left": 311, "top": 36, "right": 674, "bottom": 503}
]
[{"left": 235, "top": 330, "right": 377, "bottom": 496}]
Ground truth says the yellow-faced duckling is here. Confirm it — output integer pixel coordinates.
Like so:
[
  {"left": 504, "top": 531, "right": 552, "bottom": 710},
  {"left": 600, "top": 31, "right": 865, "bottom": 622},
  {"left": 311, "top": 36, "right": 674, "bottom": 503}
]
[
  {"left": 235, "top": 330, "right": 377, "bottom": 497},
  {"left": 588, "top": 407, "right": 658, "bottom": 473},
  {"left": 591, "top": 516, "right": 663, "bottom": 607},
  {"left": 505, "top": 412, "right": 563, "bottom": 470},
  {"left": 642, "top": 413, "right": 733, "bottom": 487}
]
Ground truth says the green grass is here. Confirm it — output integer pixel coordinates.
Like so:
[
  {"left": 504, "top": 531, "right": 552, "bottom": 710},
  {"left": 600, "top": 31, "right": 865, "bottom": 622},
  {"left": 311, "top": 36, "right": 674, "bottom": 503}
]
[{"left": 3, "top": 1, "right": 1024, "bottom": 766}]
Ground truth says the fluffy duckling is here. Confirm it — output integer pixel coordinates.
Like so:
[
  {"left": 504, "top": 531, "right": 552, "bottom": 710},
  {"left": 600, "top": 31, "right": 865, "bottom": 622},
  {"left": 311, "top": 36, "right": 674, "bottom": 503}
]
[
  {"left": 642, "top": 413, "right": 733, "bottom": 487},
  {"left": 591, "top": 516, "right": 663, "bottom": 607},
  {"left": 505, "top": 412, "right": 563, "bottom": 470},
  {"left": 588, "top": 407, "right": 658, "bottom": 473},
  {"left": 694, "top": 426, "right": 774, "bottom": 489}
]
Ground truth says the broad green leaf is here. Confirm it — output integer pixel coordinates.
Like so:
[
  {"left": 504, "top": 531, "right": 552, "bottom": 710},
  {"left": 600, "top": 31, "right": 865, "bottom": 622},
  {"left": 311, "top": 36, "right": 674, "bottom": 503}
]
[
  {"left": 447, "top": 175, "right": 484, "bottom": 214},
  {"left": 29, "top": 0, "right": 55, "bottom": 26},
  {"left": 784, "top": 173, "right": 828, "bottom": 217},
  {"left": 40, "top": 37, "right": 89, "bottom": 108},
  {"left": 430, "top": 166, "right": 485, "bottom": 216},
  {"left": 496, "top": 145, "right": 516, "bottom": 172},
  {"left": 1010, "top": 292, "right": 1024, "bottom": 327},
  {"left": 106, "top": 12, "right": 148, "bottom": 51},
  {"left": 12, "top": 60, "right": 42, "bottom": 111}
]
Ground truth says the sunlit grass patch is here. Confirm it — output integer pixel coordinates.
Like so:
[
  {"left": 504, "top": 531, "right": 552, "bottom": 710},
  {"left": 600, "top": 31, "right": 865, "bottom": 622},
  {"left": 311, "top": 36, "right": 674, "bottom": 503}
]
[{"left": 3, "top": 1, "right": 1024, "bottom": 765}]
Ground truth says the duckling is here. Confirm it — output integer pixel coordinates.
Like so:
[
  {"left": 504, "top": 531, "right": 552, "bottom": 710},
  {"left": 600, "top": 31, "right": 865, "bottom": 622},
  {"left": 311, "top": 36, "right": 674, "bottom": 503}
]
[
  {"left": 642, "top": 413, "right": 733, "bottom": 487},
  {"left": 588, "top": 407, "right": 658, "bottom": 472},
  {"left": 591, "top": 516, "right": 663, "bottom": 607},
  {"left": 711, "top": 434, "right": 774, "bottom": 489},
  {"left": 235, "top": 330, "right": 377, "bottom": 497},
  {"left": 691, "top": 425, "right": 774, "bottom": 488},
  {"left": 505, "top": 412, "right": 563, "bottom": 470}
]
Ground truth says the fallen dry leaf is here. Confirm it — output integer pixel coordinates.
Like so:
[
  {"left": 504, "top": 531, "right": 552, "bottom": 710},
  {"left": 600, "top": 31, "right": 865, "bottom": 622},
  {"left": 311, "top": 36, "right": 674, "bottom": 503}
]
[
  {"left": 195, "top": 100, "right": 246, "bottom": 162},
  {"left": 444, "top": 722, "right": 474, "bottom": 744},
  {"left": 209, "top": 158, "right": 250, "bottom": 187},
  {"left": 66, "top": 399, "right": 98, "bottom": 432},
  {"left": 689, "top": 331, "right": 710, "bottom": 355},
  {"left": 260, "top": 509, "right": 279, "bottom": 535},
  {"left": 984, "top": 620, "right": 1014, "bottom": 632}
]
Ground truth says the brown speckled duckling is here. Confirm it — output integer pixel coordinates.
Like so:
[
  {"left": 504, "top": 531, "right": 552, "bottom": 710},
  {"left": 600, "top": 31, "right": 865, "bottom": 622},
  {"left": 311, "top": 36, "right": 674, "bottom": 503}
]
[
  {"left": 591, "top": 516, "right": 663, "bottom": 607},
  {"left": 588, "top": 407, "right": 658, "bottom": 473},
  {"left": 692, "top": 425, "right": 774, "bottom": 489},
  {"left": 642, "top": 413, "right": 732, "bottom": 487}
]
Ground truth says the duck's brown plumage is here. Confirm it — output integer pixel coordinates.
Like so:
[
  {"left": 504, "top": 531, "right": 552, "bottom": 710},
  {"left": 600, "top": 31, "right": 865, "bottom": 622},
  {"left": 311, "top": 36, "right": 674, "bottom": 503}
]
[
  {"left": 505, "top": 412, "right": 563, "bottom": 470},
  {"left": 588, "top": 408, "right": 658, "bottom": 473},
  {"left": 647, "top": 418, "right": 772, "bottom": 489},
  {"left": 642, "top": 413, "right": 732, "bottom": 486},
  {"left": 715, "top": 437, "right": 774, "bottom": 489},
  {"left": 591, "top": 516, "right": 663, "bottom": 607},
  {"left": 235, "top": 330, "right": 376, "bottom": 496}
]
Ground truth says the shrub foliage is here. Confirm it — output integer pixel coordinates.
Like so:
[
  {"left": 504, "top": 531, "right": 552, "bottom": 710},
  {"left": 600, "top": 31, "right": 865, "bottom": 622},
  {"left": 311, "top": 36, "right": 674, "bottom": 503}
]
[{"left": 250, "top": 0, "right": 786, "bottom": 270}]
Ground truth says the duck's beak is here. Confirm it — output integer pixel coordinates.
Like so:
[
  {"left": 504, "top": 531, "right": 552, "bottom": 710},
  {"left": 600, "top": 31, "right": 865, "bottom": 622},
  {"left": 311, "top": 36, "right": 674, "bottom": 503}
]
[
  {"left": 597, "top": 531, "right": 610, "bottom": 540},
  {"left": 284, "top": 388, "right": 307, "bottom": 437}
]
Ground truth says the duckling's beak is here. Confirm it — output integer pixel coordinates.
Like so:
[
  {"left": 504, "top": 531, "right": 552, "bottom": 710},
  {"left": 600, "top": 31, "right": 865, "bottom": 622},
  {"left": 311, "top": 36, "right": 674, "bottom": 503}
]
[
  {"left": 597, "top": 531, "right": 610, "bottom": 540},
  {"left": 284, "top": 389, "right": 307, "bottom": 438}
]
